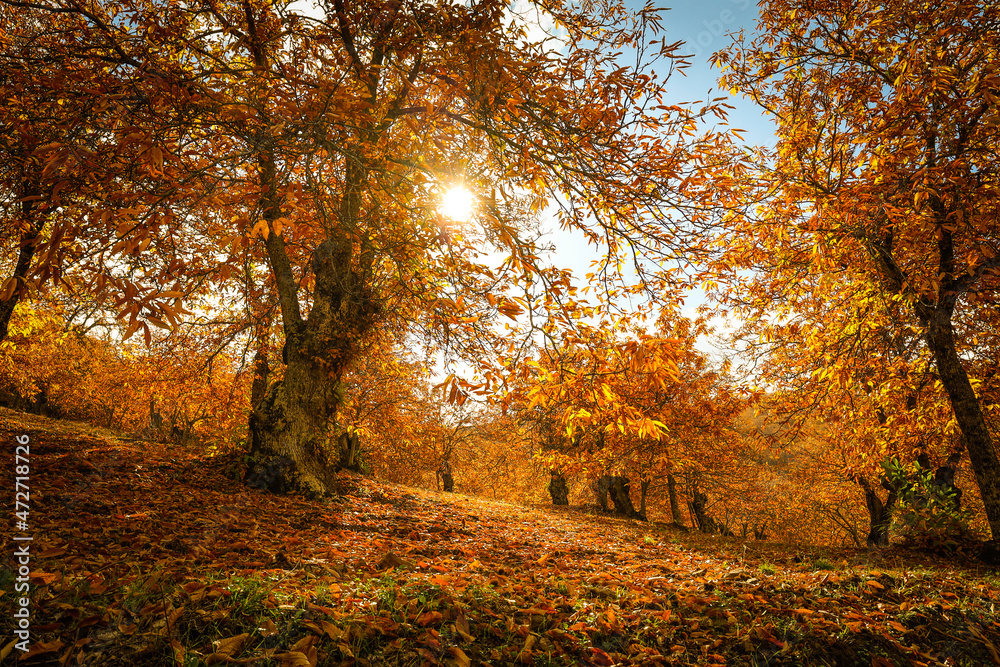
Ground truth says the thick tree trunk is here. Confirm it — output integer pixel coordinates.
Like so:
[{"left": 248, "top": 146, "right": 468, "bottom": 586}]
[
  {"left": 438, "top": 461, "right": 454, "bottom": 492},
  {"left": 604, "top": 475, "right": 646, "bottom": 520},
  {"left": 243, "top": 147, "right": 379, "bottom": 498},
  {"left": 922, "top": 309, "right": 1000, "bottom": 539},
  {"left": 859, "top": 476, "right": 897, "bottom": 547},
  {"left": 250, "top": 350, "right": 270, "bottom": 409},
  {"left": 691, "top": 489, "right": 712, "bottom": 533},
  {"left": 667, "top": 473, "right": 685, "bottom": 527},
  {"left": 338, "top": 431, "right": 361, "bottom": 472},
  {"left": 548, "top": 470, "right": 569, "bottom": 505},
  {"left": 244, "top": 351, "right": 343, "bottom": 497},
  {"left": 595, "top": 475, "right": 610, "bottom": 511}
]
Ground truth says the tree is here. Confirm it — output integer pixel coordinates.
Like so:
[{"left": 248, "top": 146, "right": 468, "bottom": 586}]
[
  {"left": 715, "top": 0, "right": 1000, "bottom": 538},
  {"left": 8, "top": 0, "right": 730, "bottom": 498},
  {"left": 510, "top": 306, "right": 744, "bottom": 523}
]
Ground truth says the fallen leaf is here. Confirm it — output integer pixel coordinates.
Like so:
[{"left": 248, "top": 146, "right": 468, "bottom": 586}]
[
  {"left": 377, "top": 552, "right": 415, "bottom": 571},
  {"left": 450, "top": 646, "right": 472, "bottom": 667},
  {"left": 417, "top": 610, "right": 443, "bottom": 626},
  {"left": 206, "top": 633, "right": 248, "bottom": 663}
]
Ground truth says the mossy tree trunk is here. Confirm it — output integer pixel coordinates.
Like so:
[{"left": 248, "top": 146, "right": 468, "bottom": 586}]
[{"left": 243, "top": 146, "right": 378, "bottom": 498}]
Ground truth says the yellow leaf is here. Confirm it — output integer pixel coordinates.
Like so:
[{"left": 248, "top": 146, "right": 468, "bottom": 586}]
[
  {"left": 450, "top": 647, "right": 472, "bottom": 667},
  {"left": 1, "top": 640, "right": 16, "bottom": 662},
  {"left": 249, "top": 220, "right": 270, "bottom": 239},
  {"left": 0, "top": 277, "right": 16, "bottom": 302}
]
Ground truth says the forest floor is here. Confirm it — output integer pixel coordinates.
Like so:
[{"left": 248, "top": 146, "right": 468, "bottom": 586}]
[{"left": 3, "top": 408, "right": 1000, "bottom": 667}]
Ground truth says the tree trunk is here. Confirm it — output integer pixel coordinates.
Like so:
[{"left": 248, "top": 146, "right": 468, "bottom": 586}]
[
  {"left": 595, "top": 475, "right": 610, "bottom": 511},
  {"left": 605, "top": 476, "right": 646, "bottom": 520},
  {"left": 243, "top": 147, "right": 379, "bottom": 498},
  {"left": 639, "top": 478, "right": 650, "bottom": 519},
  {"left": 921, "top": 308, "right": 1000, "bottom": 539},
  {"left": 870, "top": 209, "right": 1000, "bottom": 541},
  {"left": 250, "top": 349, "right": 270, "bottom": 410},
  {"left": 338, "top": 431, "right": 361, "bottom": 472},
  {"left": 690, "top": 489, "right": 718, "bottom": 533},
  {"left": 667, "top": 473, "right": 685, "bottom": 527},
  {"left": 859, "top": 476, "right": 897, "bottom": 547},
  {"left": 691, "top": 489, "right": 708, "bottom": 532},
  {"left": 548, "top": 470, "right": 569, "bottom": 505},
  {"left": 0, "top": 179, "right": 45, "bottom": 342},
  {"left": 244, "top": 357, "right": 340, "bottom": 497}
]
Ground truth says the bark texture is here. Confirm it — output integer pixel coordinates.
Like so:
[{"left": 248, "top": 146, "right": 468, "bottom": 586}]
[
  {"left": 690, "top": 489, "right": 712, "bottom": 533},
  {"left": 688, "top": 489, "right": 729, "bottom": 535},
  {"left": 597, "top": 475, "right": 646, "bottom": 520},
  {"left": 437, "top": 461, "right": 454, "bottom": 492},
  {"left": 859, "top": 475, "right": 897, "bottom": 548},
  {"left": 338, "top": 431, "right": 361, "bottom": 472},
  {"left": 667, "top": 473, "right": 686, "bottom": 527},
  {"left": 244, "top": 147, "right": 379, "bottom": 498},
  {"left": 548, "top": 471, "right": 569, "bottom": 505},
  {"left": 921, "top": 309, "right": 1000, "bottom": 537}
]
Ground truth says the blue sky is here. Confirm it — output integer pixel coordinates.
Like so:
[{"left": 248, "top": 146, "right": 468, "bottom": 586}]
[
  {"left": 654, "top": 0, "right": 773, "bottom": 147},
  {"left": 535, "top": 0, "right": 773, "bottom": 355},
  {"left": 542, "top": 1, "right": 773, "bottom": 283}
]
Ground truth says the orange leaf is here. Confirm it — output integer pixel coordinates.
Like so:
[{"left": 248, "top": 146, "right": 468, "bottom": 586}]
[
  {"left": 417, "top": 611, "right": 443, "bottom": 626},
  {"left": 19, "top": 640, "right": 65, "bottom": 660},
  {"left": 450, "top": 647, "right": 472, "bottom": 667},
  {"left": 455, "top": 608, "right": 473, "bottom": 641},
  {"left": 207, "top": 633, "right": 248, "bottom": 662}
]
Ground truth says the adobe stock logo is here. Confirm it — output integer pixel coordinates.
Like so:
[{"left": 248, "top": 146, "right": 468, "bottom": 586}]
[{"left": 689, "top": 0, "right": 755, "bottom": 61}]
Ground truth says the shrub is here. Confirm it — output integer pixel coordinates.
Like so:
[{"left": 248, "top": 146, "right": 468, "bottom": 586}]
[{"left": 885, "top": 460, "right": 978, "bottom": 551}]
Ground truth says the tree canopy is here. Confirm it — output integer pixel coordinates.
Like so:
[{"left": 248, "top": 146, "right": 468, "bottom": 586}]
[{"left": 4, "top": 0, "right": 1000, "bottom": 549}]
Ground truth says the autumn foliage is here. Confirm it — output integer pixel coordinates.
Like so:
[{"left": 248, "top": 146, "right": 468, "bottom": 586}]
[{"left": 4, "top": 0, "right": 1000, "bottom": 566}]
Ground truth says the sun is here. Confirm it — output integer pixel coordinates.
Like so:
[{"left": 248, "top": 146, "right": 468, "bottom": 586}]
[{"left": 440, "top": 185, "right": 476, "bottom": 223}]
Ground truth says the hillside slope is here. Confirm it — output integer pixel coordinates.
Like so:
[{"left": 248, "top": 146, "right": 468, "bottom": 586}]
[{"left": 3, "top": 407, "right": 1000, "bottom": 666}]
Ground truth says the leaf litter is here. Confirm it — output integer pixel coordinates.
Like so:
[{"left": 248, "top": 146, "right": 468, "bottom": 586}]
[{"left": 3, "top": 411, "right": 1000, "bottom": 666}]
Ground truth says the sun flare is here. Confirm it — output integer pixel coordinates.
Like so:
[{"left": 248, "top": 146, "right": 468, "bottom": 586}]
[{"left": 440, "top": 185, "right": 476, "bottom": 223}]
